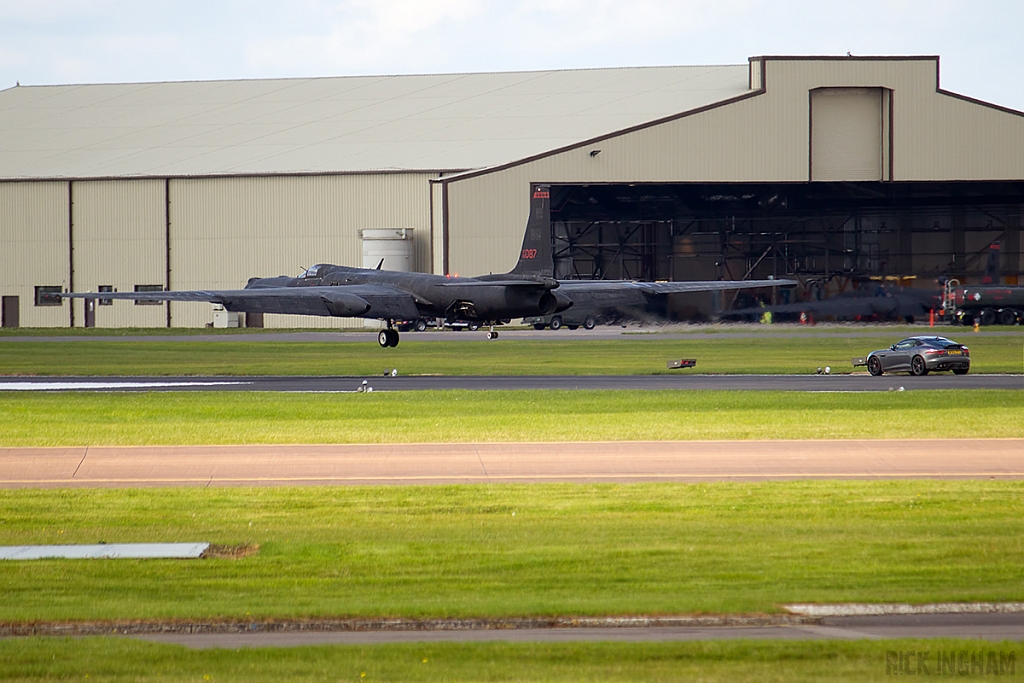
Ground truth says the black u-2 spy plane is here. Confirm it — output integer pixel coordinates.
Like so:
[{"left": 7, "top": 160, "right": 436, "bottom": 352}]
[{"left": 63, "top": 185, "right": 795, "bottom": 347}]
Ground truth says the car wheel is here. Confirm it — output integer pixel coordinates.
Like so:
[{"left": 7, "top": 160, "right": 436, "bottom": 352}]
[
  {"left": 910, "top": 355, "right": 928, "bottom": 376},
  {"left": 979, "top": 308, "right": 996, "bottom": 326},
  {"left": 583, "top": 317, "right": 596, "bottom": 330},
  {"left": 468, "top": 322, "right": 480, "bottom": 331},
  {"left": 867, "top": 356, "right": 883, "bottom": 376},
  {"left": 549, "top": 316, "right": 562, "bottom": 330},
  {"left": 952, "top": 367, "right": 970, "bottom": 375},
  {"left": 414, "top": 319, "right": 428, "bottom": 332},
  {"left": 998, "top": 309, "right": 1018, "bottom": 326}
]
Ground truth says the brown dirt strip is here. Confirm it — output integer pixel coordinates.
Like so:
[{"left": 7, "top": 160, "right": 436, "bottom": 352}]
[
  {"left": 0, "top": 615, "right": 818, "bottom": 637},
  {"left": 1, "top": 439, "right": 1022, "bottom": 488}
]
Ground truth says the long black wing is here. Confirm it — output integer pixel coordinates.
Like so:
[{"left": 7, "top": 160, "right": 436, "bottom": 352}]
[
  {"left": 557, "top": 278, "right": 797, "bottom": 307},
  {"left": 61, "top": 285, "right": 421, "bottom": 320}
]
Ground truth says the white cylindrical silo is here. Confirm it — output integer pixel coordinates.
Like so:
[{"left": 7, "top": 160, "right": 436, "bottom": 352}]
[
  {"left": 359, "top": 228, "right": 415, "bottom": 326},
  {"left": 360, "top": 228, "right": 414, "bottom": 272}
]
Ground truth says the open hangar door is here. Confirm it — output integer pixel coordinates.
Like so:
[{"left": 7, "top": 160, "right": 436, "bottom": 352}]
[{"left": 548, "top": 182, "right": 1024, "bottom": 321}]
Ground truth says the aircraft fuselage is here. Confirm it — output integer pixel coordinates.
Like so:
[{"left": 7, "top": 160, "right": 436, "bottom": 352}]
[{"left": 244, "top": 265, "right": 566, "bottom": 323}]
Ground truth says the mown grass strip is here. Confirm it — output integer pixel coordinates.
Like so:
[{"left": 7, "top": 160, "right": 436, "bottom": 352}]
[
  {"left": 1, "top": 390, "right": 1022, "bottom": 446},
  {"left": 1, "top": 333, "right": 1021, "bottom": 375},
  {"left": 1, "top": 637, "right": 1019, "bottom": 682},
  {"left": 1, "top": 481, "right": 1022, "bottom": 622}
]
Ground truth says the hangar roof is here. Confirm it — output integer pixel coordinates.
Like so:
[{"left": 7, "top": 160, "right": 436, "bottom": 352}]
[{"left": 0, "top": 65, "right": 749, "bottom": 180}]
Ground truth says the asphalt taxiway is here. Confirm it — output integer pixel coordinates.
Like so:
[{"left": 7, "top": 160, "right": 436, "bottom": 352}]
[
  {"left": 1, "top": 373, "right": 1020, "bottom": 392},
  {"left": 4, "top": 326, "right": 1024, "bottom": 344},
  {"left": 130, "top": 613, "right": 1024, "bottom": 648}
]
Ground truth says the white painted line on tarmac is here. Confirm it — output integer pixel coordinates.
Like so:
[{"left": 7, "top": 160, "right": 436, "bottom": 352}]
[{"left": 0, "top": 381, "right": 252, "bottom": 391}]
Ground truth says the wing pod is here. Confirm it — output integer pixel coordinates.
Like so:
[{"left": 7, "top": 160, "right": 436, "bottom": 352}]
[{"left": 321, "top": 291, "right": 372, "bottom": 317}]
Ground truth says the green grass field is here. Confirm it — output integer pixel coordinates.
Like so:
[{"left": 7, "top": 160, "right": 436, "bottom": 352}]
[
  {"left": 2, "top": 328, "right": 1021, "bottom": 678},
  {"left": 1, "top": 330, "right": 1021, "bottom": 375},
  {"left": 2, "top": 638, "right": 1018, "bottom": 682},
  {"left": 1, "top": 481, "right": 1022, "bottom": 622},
  {"left": 1, "top": 389, "right": 1022, "bottom": 446}
]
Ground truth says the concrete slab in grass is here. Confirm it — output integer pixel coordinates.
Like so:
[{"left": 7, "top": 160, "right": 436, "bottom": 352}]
[{"left": 0, "top": 543, "right": 209, "bottom": 560}]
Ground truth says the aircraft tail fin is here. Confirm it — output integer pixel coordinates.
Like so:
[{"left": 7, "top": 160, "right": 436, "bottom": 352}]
[{"left": 509, "top": 184, "right": 553, "bottom": 278}]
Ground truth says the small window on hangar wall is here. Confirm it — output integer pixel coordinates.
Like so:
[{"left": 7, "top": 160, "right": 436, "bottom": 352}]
[
  {"left": 133, "top": 284, "right": 164, "bottom": 306},
  {"left": 810, "top": 87, "right": 890, "bottom": 182},
  {"left": 34, "top": 286, "right": 63, "bottom": 306}
]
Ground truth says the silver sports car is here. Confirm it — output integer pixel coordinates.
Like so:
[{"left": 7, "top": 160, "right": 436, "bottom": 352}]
[{"left": 867, "top": 336, "right": 970, "bottom": 376}]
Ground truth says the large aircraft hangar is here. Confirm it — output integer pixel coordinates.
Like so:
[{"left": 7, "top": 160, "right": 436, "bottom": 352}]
[{"left": 1, "top": 55, "right": 1022, "bottom": 328}]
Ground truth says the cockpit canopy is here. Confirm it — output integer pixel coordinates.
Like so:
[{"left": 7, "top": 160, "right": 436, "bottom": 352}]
[{"left": 300, "top": 264, "right": 326, "bottom": 279}]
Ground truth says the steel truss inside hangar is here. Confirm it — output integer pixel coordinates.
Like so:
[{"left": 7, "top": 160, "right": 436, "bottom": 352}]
[{"left": 549, "top": 182, "right": 1024, "bottom": 320}]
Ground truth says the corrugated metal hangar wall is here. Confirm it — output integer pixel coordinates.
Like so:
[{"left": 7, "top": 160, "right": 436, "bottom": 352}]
[
  {"left": 2, "top": 174, "right": 436, "bottom": 328},
  {"left": 441, "top": 58, "right": 1024, "bottom": 296},
  {"left": 1, "top": 56, "right": 1022, "bottom": 328}
]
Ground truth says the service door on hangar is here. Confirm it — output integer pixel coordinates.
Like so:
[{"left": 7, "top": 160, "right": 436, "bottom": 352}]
[
  {"left": 1, "top": 296, "right": 18, "bottom": 328},
  {"left": 810, "top": 87, "right": 889, "bottom": 182}
]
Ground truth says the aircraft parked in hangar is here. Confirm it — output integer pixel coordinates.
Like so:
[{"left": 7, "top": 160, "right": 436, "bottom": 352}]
[
  {"left": 723, "top": 285, "right": 941, "bottom": 324},
  {"left": 721, "top": 241, "right": 1014, "bottom": 325},
  {"left": 63, "top": 186, "right": 796, "bottom": 347}
]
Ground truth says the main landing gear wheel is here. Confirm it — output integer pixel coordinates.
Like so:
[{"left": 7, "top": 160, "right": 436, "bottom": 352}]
[
  {"left": 910, "top": 355, "right": 928, "bottom": 376},
  {"left": 378, "top": 329, "right": 399, "bottom": 348},
  {"left": 867, "top": 356, "right": 883, "bottom": 376}
]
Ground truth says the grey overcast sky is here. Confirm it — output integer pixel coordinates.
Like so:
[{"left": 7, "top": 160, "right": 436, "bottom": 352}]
[{"left": 1, "top": 1, "right": 1022, "bottom": 110}]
